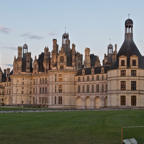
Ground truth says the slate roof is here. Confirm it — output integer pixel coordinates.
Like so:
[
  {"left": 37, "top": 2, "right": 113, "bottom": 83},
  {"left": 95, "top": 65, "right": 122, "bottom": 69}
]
[
  {"left": 76, "top": 65, "right": 110, "bottom": 76},
  {"left": 110, "top": 19, "right": 144, "bottom": 70}
]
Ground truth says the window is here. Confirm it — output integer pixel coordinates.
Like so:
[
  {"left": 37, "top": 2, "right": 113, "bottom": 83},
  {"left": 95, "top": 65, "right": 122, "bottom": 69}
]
[
  {"left": 97, "top": 75, "right": 99, "bottom": 80},
  {"left": 131, "top": 81, "right": 136, "bottom": 90},
  {"left": 106, "top": 84, "right": 107, "bottom": 92},
  {"left": 36, "top": 88, "right": 37, "bottom": 94},
  {"left": 60, "top": 56, "right": 64, "bottom": 62},
  {"left": 59, "top": 74, "right": 63, "bottom": 81},
  {"left": 83, "top": 85, "right": 84, "bottom": 93},
  {"left": 92, "top": 76, "right": 94, "bottom": 81},
  {"left": 131, "top": 70, "right": 136, "bottom": 76},
  {"left": 121, "top": 96, "right": 126, "bottom": 105},
  {"left": 102, "top": 84, "right": 104, "bottom": 92},
  {"left": 78, "top": 77, "right": 80, "bottom": 82},
  {"left": 87, "top": 85, "right": 89, "bottom": 93},
  {"left": 132, "top": 60, "right": 136, "bottom": 66},
  {"left": 55, "top": 85, "right": 57, "bottom": 93},
  {"left": 22, "top": 91, "right": 23, "bottom": 94},
  {"left": 78, "top": 85, "right": 80, "bottom": 93},
  {"left": 59, "top": 85, "right": 62, "bottom": 93},
  {"left": 42, "top": 88, "right": 44, "bottom": 94},
  {"left": 96, "top": 85, "right": 99, "bottom": 92},
  {"left": 92, "top": 85, "right": 94, "bottom": 92},
  {"left": 58, "top": 96, "right": 62, "bottom": 104},
  {"left": 83, "top": 77, "right": 84, "bottom": 81},
  {"left": 40, "top": 88, "right": 41, "bottom": 94},
  {"left": 60, "top": 65, "right": 64, "bottom": 69},
  {"left": 42, "top": 78, "right": 44, "bottom": 84},
  {"left": 22, "top": 82, "right": 24, "bottom": 85},
  {"left": 55, "top": 97, "right": 56, "bottom": 104},
  {"left": 121, "top": 70, "right": 126, "bottom": 76},
  {"left": 55, "top": 74, "right": 57, "bottom": 82},
  {"left": 33, "top": 79, "right": 35, "bottom": 85},
  {"left": 131, "top": 96, "right": 136, "bottom": 106},
  {"left": 33, "top": 88, "right": 35, "bottom": 94},
  {"left": 121, "top": 60, "right": 125, "bottom": 66},
  {"left": 45, "top": 87, "right": 47, "bottom": 94},
  {"left": 87, "top": 76, "right": 89, "bottom": 81},
  {"left": 121, "top": 81, "right": 126, "bottom": 90},
  {"left": 45, "top": 78, "right": 47, "bottom": 84},
  {"left": 40, "top": 79, "right": 41, "bottom": 84},
  {"left": 102, "top": 75, "right": 104, "bottom": 80}
]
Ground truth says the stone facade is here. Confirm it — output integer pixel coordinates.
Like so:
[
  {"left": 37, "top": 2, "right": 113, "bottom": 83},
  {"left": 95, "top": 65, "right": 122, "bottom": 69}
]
[{"left": 0, "top": 18, "right": 144, "bottom": 109}]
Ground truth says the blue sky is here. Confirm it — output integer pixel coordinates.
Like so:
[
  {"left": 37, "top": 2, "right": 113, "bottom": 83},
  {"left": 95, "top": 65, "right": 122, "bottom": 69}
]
[{"left": 0, "top": 0, "right": 144, "bottom": 70}]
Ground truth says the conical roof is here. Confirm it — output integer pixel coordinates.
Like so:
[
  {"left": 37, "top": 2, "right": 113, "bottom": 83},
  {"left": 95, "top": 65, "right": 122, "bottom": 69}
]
[{"left": 110, "top": 19, "right": 144, "bottom": 69}]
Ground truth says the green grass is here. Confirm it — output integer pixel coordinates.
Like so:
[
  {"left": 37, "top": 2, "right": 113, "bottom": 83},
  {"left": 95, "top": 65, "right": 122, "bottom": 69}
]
[{"left": 0, "top": 110, "right": 144, "bottom": 144}]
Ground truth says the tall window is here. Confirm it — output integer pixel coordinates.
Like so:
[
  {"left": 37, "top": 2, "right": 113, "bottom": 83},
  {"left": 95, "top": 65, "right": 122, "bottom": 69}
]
[
  {"left": 83, "top": 85, "right": 84, "bottom": 93},
  {"left": 42, "top": 88, "right": 44, "bottom": 94},
  {"left": 92, "top": 76, "right": 94, "bottom": 81},
  {"left": 97, "top": 75, "right": 99, "bottom": 80},
  {"left": 102, "top": 75, "right": 104, "bottom": 80},
  {"left": 121, "top": 60, "right": 125, "bottom": 66},
  {"left": 106, "top": 84, "right": 107, "bottom": 92},
  {"left": 58, "top": 96, "right": 62, "bottom": 104},
  {"left": 131, "top": 96, "right": 136, "bottom": 106},
  {"left": 121, "top": 81, "right": 126, "bottom": 90},
  {"left": 83, "top": 77, "right": 84, "bottom": 81},
  {"left": 40, "top": 79, "right": 41, "bottom": 84},
  {"left": 59, "top": 85, "right": 62, "bottom": 93},
  {"left": 132, "top": 60, "right": 136, "bottom": 66},
  {"left": 87, "top": 76, "right": 89, "bottom": 81},
  {"left": 45, "top": 87, "right": 47, "bottom": 94},
  {"left": 121, "top": 96, "right": 126, "bottom": 105},
  {"left": 121, "top": 70, "right": 126, "bottom": 76},
  {"left": 131, "top": 70, "right": 136, "bottom": 76},
  {"left": 78, "top": 77, "right": 80, "bottom": 82},
  {"left": 39, "top": 88, "right": 41, "bottom": 94},
  {"left": 131, "top": 81, "right": 136, "bottom": 90},
  {"left": 87, "top": 85, "right": 89, "bottom": 93},
  {"left": 33, "top": 88, "right": 35, "bottom": 94},
  {"left": 59, "top": 74, "right": 63, "bottom": 81},
  {"left": 36, "top": 79, "right": 38, "bottom": 85},
  {"left": 45, "top": 78, "right": 47, "bottom": 84},
  {"left": 55, "top": 74, "right": 57, "bottom": 82},
  {"left": 102, "top": 84, "right": 104, "bottom": 92},
  {"left": 60, "top": 65, "right": 64, "bottom": 69},
  {"left": 60, "top": 56, "right": 64, "bottom": 62},
  {"left": 55, "top": 85, "right": 57, "bottom": 93},
  {"left": 33, "top": 79, "right": 35, "bottom": 85},
  {"left": 96, "top": 85, "right": 99, "bottom": 92},
  {"left": 78, "top": 85, "right": 80, "bottom": 93},
  {"left": 92, "top": 85, "right": 94, "bottom": 92}
]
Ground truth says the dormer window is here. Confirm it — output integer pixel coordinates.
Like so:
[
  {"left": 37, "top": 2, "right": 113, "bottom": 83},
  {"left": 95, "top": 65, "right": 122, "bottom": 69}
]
[
  {"left": 132, "top": 60, "right": 136, "bottom": 66},
  {"left": 60, "top": 56, "right": 64, "bottom": 62},
  {"left": 60, "top": 65, "right": 64, "bottom": 69},
  {"left": 121, "top": 60, "right": 125, "bottom": 66},
  {"left": 91, "top": 68, "right": 94, "bottom": 74},
  {"left": 82, "top": 69, "right": 85, "bottom": 75}
]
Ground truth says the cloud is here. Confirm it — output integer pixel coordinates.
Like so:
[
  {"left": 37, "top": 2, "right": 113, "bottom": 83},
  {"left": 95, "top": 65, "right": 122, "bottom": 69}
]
[
  {"left": 2, "top": 46, "right": 17, "bottom": 51},
  {"left": 29, "top": 35, "right": 43, "bottom": 40},
  {"left": 20, "top": 32, "right": 31, "bottom": 37},
  {"left": 48, "top": 28, "right": 59, "bottom": 36},
  {"left": 20, "top": 32, "right": 43, "bottom": 40},
  {"left": 0, "top": 25, "right": 11, "bottom": 33},
  {"left": 1, "top": 64, "right": 13, "bottom": 67}
]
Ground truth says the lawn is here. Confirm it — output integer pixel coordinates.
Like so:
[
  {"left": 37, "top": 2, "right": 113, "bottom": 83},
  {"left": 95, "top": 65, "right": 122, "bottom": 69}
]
[{"left": 0, "top": 110, "right": 144, "bottom": 144}]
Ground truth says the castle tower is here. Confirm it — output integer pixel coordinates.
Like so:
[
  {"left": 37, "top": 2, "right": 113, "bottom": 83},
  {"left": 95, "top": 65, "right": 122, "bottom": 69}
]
[
  {"left": 62, "top": 33, "right": 70, "bottom": 51},
  {"left": 84, "top": 48, "right": 91, "bottom": 68},
  {"left": 72, "top": 44, "right": 76, "bottom": 68},
  {"left": 0, "top": 68, "right": 2, "bottom": 83},
  {"left": 43, "top": 47, "right": 50, "bottom": 72}
]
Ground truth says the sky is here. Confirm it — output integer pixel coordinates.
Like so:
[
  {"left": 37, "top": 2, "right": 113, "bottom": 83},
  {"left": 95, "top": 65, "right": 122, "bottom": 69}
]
[{"left": 0, "top": 0, "right": 144, "bottom": 71}]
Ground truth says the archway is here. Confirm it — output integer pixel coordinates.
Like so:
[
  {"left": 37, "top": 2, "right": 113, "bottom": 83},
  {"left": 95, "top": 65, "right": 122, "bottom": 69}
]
[
  {"left": 104, "top": 96, "right": 107, "bottom": 107},
  {"left": 76, "top": 97, "right": 82, "bottom": 109},
  {"left": 94, "top": 97, "right": 101, "bottom": 109},
  {"left": 85, "top": 97, "right": 91, "bottom": 109}
]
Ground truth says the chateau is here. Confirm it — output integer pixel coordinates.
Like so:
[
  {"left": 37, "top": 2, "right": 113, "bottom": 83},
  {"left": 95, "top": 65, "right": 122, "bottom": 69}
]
[{"left": 0, "top": 18, "right": 144, "bottom": 109}]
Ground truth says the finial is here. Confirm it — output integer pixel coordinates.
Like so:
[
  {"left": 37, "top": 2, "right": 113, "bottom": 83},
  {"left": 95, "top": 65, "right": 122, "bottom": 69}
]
[
  {"left": 109, "top": 39, "right": 111, "bottom": 44},
  {"left": 128, "top": 14, "right": 130, "bottom": 19},
  {"left": 65, "top": 27, "right": 66, "bottom": 33},
  {"left": 25, "top": 38, "right": 26, "bottom": 44}
]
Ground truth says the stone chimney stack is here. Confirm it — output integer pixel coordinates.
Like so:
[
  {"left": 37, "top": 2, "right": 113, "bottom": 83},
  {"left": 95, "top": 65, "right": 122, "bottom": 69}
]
[{"left": 84, "top": 48, "right": 91, "bottom": 68}]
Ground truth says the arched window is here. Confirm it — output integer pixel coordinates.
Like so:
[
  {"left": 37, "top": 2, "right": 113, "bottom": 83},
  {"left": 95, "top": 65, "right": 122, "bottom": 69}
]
[{"left": 45, "top": 78, "right": 47, "bottom": 84}]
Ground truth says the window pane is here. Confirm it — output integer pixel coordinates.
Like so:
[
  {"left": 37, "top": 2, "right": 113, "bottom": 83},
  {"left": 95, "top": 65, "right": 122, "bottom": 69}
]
[
  {"left": 131, "top": 81, "right": 136, "bottom": 90},
  {"left": 131, "top": 96, "right": 136, "bottom": 106},
  {"left": 59, "top": 74, "right": 63, "bottom": 81},
  {"left": 121, "top": 60, "right": 125, "bottom": 66},
  {"left": 121, "top": 96, "right": 126, "bottom": 105},
  {"left": 132, "top": 60, "right": 136, "bottom": 66},
  {"left": 60, "top": 56, "right": 64, "bottom": 62},
  {"left": 121, "top": 81, "right": 126, "bottom": 90},
  {"left": 131, "top": 70, "right": 136, "bottom": 76},
  {"left": 121, "top": 70, "right": 126, "bottom": 76},
  {"left": 59, "top": 85, "right": 62, "bottom": 93}
]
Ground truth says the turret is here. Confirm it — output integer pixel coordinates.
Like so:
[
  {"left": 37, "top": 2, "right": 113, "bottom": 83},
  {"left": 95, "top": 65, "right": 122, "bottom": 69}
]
[{"left": 84, "top": 48, "right": 91, "bottom": 68}]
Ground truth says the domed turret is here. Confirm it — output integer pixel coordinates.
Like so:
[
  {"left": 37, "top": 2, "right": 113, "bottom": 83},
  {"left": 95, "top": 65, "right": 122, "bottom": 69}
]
[
  {"left": 23, "top": 44, "right": 28, "bottom": 49},
  {"left": 125, "top": 19, "right": 133, "bottom": 27},
  {"left": 62, "top": 33, "right": 69, "bottom": 38}
]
